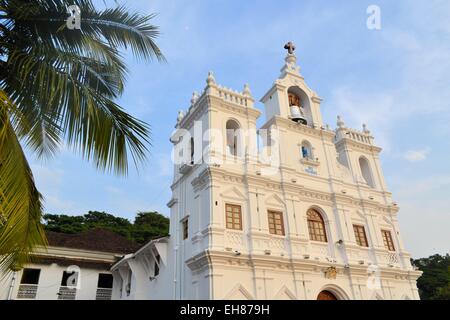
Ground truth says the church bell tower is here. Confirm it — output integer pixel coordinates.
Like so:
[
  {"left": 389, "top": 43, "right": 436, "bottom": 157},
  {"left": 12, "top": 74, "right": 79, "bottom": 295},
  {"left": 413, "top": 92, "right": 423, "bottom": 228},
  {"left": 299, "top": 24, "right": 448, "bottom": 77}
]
[{"left": 261, "top": 42, "right": 324, "bottom": 129}]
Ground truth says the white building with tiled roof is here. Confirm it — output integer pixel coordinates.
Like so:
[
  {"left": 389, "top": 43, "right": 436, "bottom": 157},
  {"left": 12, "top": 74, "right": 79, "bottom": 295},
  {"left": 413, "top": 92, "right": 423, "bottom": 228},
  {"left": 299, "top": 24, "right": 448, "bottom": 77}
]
[{"left": 0, "top": 229, "right": 138, "bottom": 300}]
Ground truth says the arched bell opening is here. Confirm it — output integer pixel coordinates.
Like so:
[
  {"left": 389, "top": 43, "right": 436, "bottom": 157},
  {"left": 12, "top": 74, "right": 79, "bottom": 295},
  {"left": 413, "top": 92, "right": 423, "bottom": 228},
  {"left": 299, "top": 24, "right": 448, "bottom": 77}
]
[
  {"left": 287, "top": 87, "right": 311, "bottom": 125},
  {"left": 359, "top": 156, "right": 376, "bottom": 188},
  {"left": 226, "top": 119, "right": 241, "bottom": 157}
]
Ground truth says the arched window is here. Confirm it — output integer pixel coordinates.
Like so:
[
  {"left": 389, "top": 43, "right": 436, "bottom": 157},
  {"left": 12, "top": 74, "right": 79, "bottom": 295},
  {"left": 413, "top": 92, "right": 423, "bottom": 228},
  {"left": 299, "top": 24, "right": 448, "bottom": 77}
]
[
  {"left": 301, "top": 141, "right": 313, "bottom": 160},
  {"left": 307, "top": 209, "right": 327, "bottom": 242},
  {"left": 226, "top": 120, "right": 240, "bottom": 157},
  {"left": 359, "top": 157, "right": 375, "bottom": 188}
]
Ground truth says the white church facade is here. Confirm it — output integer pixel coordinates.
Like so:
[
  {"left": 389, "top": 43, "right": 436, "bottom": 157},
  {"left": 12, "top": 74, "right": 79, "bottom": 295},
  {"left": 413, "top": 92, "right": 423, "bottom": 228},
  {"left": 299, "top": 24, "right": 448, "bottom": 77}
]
[{"left": 111, "top": 44, "right": 421, "bottom": 300}]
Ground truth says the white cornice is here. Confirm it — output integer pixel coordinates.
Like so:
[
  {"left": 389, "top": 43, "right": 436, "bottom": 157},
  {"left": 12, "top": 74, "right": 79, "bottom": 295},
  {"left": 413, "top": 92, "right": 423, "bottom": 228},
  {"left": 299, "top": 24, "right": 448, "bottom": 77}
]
[
  {"left": 209, "top": 96, "right": 261, "bottom": 119},
  {"left": 261, "top": 116, "right": 335, "bottom": 140},
  {"left": 335, "top": 137, "right": 382, "bottom": 153},
  {"left": 32, "top": 246, "right": 119, "bottom": 263},
  {"left": 185, "top": 250, "right": 420, "bottom": 280}
]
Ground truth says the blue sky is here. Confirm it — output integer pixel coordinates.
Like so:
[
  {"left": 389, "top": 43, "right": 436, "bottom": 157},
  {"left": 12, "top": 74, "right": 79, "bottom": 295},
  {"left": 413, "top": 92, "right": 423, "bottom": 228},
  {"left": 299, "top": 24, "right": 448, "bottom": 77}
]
[{"left": 28, "top": 0, "right": 449, "bottom": 258}]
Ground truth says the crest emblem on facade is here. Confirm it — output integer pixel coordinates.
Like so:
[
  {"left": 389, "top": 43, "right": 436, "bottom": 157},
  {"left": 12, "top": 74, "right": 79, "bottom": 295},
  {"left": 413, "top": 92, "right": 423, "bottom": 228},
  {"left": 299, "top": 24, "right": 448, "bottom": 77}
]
[{"left": 325, "top": 267, "right": 337, "bottom": 279}]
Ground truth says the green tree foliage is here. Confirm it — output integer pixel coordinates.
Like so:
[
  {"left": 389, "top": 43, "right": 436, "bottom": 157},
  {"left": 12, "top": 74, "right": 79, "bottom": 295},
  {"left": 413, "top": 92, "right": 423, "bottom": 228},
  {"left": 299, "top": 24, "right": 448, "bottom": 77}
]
[
  {"left": 133, "top": 212, "right": 171, "bottom": 244},
  {"left": 43, "top": 211, "right": 169, "bottom": 244},
  {"left": 0, "top": 0, "right": 164, "bottom": 272},
  {"left": 413, "top": 254, "right": 450, "bottom": 300}
]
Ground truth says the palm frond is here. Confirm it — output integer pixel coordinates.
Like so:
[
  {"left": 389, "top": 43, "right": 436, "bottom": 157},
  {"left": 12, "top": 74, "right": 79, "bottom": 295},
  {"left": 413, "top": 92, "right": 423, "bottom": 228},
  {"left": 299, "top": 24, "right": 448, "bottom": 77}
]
[
  {"left": 3, "top": 42, "right": 149, "bottom": 173},
  {"left": 0, "top": 0, "right": 160, "bottom": 169},
  {"left": 0, "top": 0, "right": 163, "bottom": 271},
  {"left": 81, "top": 7, "right": 165, "bottom": 62},
  {"left": 0, "top": 90, "right": 47, "bottom": 273}
]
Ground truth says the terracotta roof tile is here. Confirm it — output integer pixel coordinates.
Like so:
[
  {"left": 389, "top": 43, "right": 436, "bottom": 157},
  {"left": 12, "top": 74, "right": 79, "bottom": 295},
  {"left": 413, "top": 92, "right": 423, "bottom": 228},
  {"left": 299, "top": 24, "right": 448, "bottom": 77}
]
[{"left": 46, "top": 228, "right": 140, "bottom": 254}]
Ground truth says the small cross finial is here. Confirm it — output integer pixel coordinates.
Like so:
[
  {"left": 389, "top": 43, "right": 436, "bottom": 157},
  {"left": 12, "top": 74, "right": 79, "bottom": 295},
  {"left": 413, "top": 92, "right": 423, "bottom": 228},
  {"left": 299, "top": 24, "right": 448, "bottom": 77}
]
[{"left": 284, "top": 41, "right": 296, "bottom": 55}]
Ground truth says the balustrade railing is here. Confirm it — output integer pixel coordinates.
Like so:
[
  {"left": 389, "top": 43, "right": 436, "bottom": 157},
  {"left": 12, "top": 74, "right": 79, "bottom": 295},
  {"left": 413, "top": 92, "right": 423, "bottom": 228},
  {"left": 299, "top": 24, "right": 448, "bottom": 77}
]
[
  {"left": 57, "top": 286, "right": 77, "bottom": 300},
  {"left": 225, "top": 230, "right": 245, "bottom": 249},
  {"left": 377, "top": 251, "right": 400, "bottom": 266},
  {"left": 17, "top": 284, "right": 38, "bottom": 299},
  {"left": 216, "top": 86, "right": 249, "bottom": 107},
  {"left": 268, "top": 237, "right": 286, "bottom": 253},
  {"left": 344, "top": 128, "right": 373, "bottom": 145},
  {"left": 95, "top": 288, "right": 112, "bottom": 300},
  {"left": 310, "top": 242, "right": 331, "bottom": 259}
]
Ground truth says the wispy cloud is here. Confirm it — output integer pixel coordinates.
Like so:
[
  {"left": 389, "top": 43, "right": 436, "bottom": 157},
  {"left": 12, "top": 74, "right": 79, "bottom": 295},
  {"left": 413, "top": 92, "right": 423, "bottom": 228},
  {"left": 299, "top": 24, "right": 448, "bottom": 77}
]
[
  {"left": 403, "top": 148, "right": 430, "bottom": 162},
  {"left": 394, "top": 175, "right": 450, "bottom": 198},
  {"left": 392, "top": 174, "right": 450, "bottom": 257}
]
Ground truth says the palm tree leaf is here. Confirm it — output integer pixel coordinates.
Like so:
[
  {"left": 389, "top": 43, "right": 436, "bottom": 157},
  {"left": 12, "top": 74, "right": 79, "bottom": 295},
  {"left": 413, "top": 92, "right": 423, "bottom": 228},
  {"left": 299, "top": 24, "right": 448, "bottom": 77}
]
[
  {"left": 0, "top": 0, "right": 163, "bottom": 271},
  {"left": 81, "top": 6, "right": 165, "bottom": 62},
  {"left": 0, "top": 90, "right": 47, "bottom": 273},
  {"left": 4, "top": 43, "right": 150, "bottom": 173},
  {"left": 0, "top": 1, "right": 158, "bottom": 169},
  {"left": 3, "top": 41, "right": 126, "bottom": 157}
]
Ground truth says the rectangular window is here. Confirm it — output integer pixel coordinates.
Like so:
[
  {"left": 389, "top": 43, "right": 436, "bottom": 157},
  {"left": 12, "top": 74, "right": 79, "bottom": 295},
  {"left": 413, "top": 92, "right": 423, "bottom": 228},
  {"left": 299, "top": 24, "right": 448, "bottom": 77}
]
[
  {"left": 17, "top": 268, "right": 41, "bottom": 299},
  {"left": 154, "top": 254, "right": 160, "bottom": 277},
  {"left": 381, "top": 230, "right": 395, "bottom": 251},
  {"left": 20, "top": 268, "right": 41, "bottom": 285},
  {"left": 96, "top": 274, "right": 113, "bottom": 300},
  {"left": 353, "top": 225, "right": 369, "bottom": 247},
  {"left": 267, "top": 210, "right": 285, "bottom": 236},
  {"left": 97, "top": 273, "right": 113, "bottom": 289},
  {"left": 225, "top": 204, "right": 242, "bottom": 230},
  {"left": 61, "top": 271, "right": 78, "bottom": 287},
  {"left": 190, "top": 138, "right": 195, "bottom": 164},
  {"left": 182, "top": 219, "right": 189, "bottom": 240},
  {"left": 58, "top": 271, "right": 78, "bottom": 300}
]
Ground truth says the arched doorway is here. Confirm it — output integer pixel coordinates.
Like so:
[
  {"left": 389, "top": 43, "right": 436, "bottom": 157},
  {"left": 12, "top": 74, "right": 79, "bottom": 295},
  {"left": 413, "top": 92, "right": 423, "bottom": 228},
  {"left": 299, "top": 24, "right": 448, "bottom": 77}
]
[{"left": 317, "top": 290, "right": 338, "bottom": 300}]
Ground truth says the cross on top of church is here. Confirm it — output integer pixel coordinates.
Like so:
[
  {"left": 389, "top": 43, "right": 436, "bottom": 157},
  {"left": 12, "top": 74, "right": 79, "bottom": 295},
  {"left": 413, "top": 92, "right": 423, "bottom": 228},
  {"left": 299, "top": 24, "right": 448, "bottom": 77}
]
[{"left": 284, "top": 41, "right": 296, "bottom": 55}]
